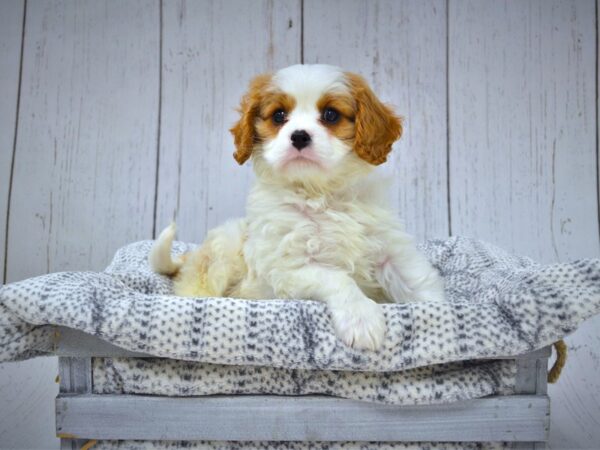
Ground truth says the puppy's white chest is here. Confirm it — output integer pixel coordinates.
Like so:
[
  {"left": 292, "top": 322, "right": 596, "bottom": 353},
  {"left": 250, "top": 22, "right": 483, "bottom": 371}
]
[
  {"left": 291, "top": 197, "right": 364, "bottom": 260},
  {"left": 246, "top": 192, "right": 378, "bottom": 278}
]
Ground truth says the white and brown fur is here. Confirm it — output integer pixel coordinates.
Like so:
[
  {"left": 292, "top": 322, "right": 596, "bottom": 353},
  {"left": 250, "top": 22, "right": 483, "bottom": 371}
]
[{"left": 150, "top": 64, "right": 445, "bottom": 351}]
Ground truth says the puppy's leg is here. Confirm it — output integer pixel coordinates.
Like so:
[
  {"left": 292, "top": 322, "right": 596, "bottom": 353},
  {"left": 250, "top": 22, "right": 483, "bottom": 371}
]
[
  {"left": 176, "top": 219, "right": 247, "bottom": 298},
  {"left": 375, "top": 230, "right": 445, "bottom": 303},
  {"left": 271, "top": 266, "right": 386, "bottom": 351}
]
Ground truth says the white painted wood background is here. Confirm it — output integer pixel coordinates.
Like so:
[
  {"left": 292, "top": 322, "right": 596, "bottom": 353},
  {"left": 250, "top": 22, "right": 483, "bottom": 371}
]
[{"left": 0, "top": 0, "right": 598, "bottom": 448}]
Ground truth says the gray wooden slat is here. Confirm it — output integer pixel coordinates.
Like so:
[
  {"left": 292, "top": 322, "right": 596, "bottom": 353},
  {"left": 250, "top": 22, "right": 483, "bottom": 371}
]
[
  {"left": 515, "top": 358, "right": 538, "bottom": 394},
  {"left": 0, "top": 0, "right": 24, "bottom": 285},
  {"left": 448, "top": 0, "right": 599, "bottom": 263},
  {"left": 54, "top": 325, "right": 551, "bottom": 360},
  {"left": 2, "top": 2, "right": 160, "bottom": 449},
  {"left": 155, "top": 0, "right": 301, "bottom": 242},
  {"left": 58, "top": 357, "right": 92, "bottom": 394},
  {"left": 55, "top": 394, "right": 549, "bottom": 442},
  {"left": 515, "top": 357, "right": 549, "bottom": 395},
  {"left": 449, "top": 3, "right": 599, "bottom": 449},
  {"left": 0, "top": 4, "right": 58, "bottom": 450},
  {"left": 58, "top": 357, "right": 92, "bottom": 449},
  {"left": 303, "top": 0, "right": 449, "bottom": 241},
  {"left": 536, "top": 358, "right": 548, "bottom": 395},
  {"left": 6, "top": 0, "right": 160, "bottom": 282}
]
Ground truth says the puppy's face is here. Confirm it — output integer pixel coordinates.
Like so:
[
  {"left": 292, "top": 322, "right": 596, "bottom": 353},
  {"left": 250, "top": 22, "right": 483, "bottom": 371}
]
[{"left": 231, "top": 65, "right": 402, "bottom": 185}]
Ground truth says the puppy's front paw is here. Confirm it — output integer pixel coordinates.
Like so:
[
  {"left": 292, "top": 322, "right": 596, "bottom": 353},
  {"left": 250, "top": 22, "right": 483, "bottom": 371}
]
[{"left": 330, "top": 298, "right": 386, "bottom": 351}]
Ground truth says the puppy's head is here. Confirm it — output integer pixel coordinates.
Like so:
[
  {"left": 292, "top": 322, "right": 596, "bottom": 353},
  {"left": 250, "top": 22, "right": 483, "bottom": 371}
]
[{"left": 231, "top": 64, "right": 402, "bottom": 185}]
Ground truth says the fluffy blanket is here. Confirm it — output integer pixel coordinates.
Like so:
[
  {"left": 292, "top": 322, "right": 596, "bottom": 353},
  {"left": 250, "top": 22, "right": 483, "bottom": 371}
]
[{"left": 0, "top": 237, "right": 599, "bottom": 405}]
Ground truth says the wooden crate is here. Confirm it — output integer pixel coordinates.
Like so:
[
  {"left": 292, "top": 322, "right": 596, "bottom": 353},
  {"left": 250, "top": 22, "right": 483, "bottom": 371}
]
[{"left": 55, "top": 327, "right": 551, "bottom": 449}]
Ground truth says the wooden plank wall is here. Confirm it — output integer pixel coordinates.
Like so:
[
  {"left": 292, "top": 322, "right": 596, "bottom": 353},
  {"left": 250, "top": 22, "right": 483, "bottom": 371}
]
[
  {"left": 0, "top": 0, "right": 598, "bottom": 448},
  {"left": 0, "top": 0, "right": 23, "bottom": 290},
  {"left": 449, "top": 0, "right": 598, "bottom": 263},
  {"left": 304, "top": 0, "right": 449, "bottom": 241},
  {"left": 448, "top": 2, "right": 600, "bottom": 448},
  {"left": 0, "top": 2, "right": 59, "bottom": 449},
  {"left": 7, "top": 0, "right": 160, "bottom": 280},
  {"left": 155, "top": 0, "right": 300, "bottom": 241}
]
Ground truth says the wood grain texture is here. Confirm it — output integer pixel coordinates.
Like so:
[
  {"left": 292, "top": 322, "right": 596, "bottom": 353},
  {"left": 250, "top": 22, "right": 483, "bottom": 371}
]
[
  {"left": 303, "top": 0, "right": 449, "bottom": 241},
  {"left": 549, "top": 318, "right": 600, "bottom": 449},
  {"left": 5, "top": 0, "right": 160, "bottom": 281},
  {"left": 0, "top": 1, "right": 597, "bottom": 449},
  {"left": 0, "top": 0, "right": 24, "bottom": 284},
  {"left": 515, "top": 359, "right": 538, "bottom": 395},
  {"left": 0, "top": 4, "right": 58, "bottom": 450},
  {"left": 448, "top": 0, "right": 599, "bottom": 263},
  {"left": 448, "top": 2, "right": 599, "bottom": 449},
  {"left": 58, "top": 358, "right": 92, "bottom": 450},
  {"left": 55, "top": 394, "right": 549, "bottom": 442},
  {"left": 155, "top": 0, "right": 301, "bottom": 242},
  {"left": 58, "top": 357, "right": 91, "bottom": 395},
  {"left": 1, "top": 2, "right": 159, "bottom": 449},
  {"left": 0, "top": 358, "right": 59, "bottom": 450}
]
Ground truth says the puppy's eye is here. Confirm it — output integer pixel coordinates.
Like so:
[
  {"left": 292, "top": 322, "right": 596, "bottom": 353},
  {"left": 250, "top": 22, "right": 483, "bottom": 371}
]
[
  {"left": 272, "top": 109, "right": 287, "bottom": 125},
  {"left": 322, "top": 107, "right": 340, "bottom": 124}
]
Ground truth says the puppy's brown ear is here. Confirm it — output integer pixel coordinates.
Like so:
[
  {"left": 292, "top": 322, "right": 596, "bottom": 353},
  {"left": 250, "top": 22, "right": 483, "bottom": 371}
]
[
  {"left": 345, "top": 73, "right": 403, "bottom": 165},
  {"left": 230, "top": 74, "right": 272, "bottom": 165}
]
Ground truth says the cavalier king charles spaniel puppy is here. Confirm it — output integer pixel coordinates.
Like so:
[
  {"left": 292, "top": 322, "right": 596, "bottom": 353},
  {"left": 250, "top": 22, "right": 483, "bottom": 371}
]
[{"left": 150, "top": 64, "right": 445, "bottom": 351}]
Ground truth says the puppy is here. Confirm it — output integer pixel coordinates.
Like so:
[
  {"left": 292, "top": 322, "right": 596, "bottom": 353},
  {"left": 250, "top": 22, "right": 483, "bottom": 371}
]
[{"left": 151, "top": 64, "right": 445, "bottom": 351}]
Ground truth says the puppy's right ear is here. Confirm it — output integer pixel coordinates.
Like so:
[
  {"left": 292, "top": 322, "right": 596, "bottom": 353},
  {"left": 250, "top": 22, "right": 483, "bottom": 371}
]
[{"left": 230, "top": 74, "right": 272, "bottom": 165}]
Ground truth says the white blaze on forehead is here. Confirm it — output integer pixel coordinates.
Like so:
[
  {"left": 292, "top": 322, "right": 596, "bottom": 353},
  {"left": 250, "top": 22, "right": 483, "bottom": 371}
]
[{"left": 273, "top": 64, "right": 348, "bottom": 111}]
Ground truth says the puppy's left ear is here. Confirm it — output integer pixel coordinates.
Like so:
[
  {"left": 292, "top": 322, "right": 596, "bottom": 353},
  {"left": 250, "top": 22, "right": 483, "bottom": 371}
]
[
  {"left": 230, "top": 74, "right": 272, "bottom": 165},
  {"left": 345, "top": 73, "right": 403, "bottom": 165}
]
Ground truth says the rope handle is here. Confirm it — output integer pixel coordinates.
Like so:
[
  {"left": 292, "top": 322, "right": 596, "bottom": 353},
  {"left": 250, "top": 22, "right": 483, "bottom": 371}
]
[
  {"left": 81, "top": 440, "right": 97, "bottom": 450},
  {"left": 548, "top": 339, "right": 567, "bottom": 383}
]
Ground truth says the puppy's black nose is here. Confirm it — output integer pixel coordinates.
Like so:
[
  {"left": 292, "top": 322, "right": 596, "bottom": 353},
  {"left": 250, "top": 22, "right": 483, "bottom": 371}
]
[{"left": 290, "top": 129, "right": 311, "bottom": 150}]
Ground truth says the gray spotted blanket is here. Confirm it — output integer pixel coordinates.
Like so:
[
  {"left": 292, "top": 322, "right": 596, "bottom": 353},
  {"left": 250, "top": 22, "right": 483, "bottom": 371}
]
[{"left": 1, "top": 236, "right": 599, "bottom": 406}]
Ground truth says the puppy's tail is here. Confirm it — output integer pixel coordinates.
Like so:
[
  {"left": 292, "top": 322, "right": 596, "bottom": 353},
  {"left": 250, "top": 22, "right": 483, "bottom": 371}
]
[{"left": 149, "top": 223, "right": 183, "bottom": 276}]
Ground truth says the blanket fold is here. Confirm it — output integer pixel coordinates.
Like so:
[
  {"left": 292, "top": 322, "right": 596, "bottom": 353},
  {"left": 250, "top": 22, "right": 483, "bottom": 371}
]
[{"left": 1, "top": 237, "right": 598, "bottom": 371}]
